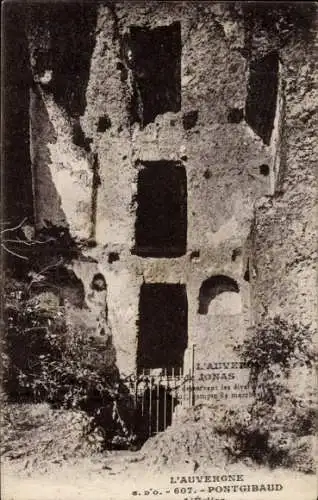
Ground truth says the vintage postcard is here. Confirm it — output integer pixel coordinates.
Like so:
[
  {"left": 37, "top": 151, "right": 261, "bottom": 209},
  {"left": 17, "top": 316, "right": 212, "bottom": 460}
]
[{"left": 1, "top": 1, "right": 317, "bottom": 499}]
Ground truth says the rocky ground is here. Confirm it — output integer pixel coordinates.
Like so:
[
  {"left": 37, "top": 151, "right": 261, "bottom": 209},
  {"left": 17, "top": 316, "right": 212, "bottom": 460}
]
[
  {"left": 2, "top": 452, "right": 316, "bottom": 500},
  {"left": 1, "top": 402, "right": 316, "bottom": 500}
]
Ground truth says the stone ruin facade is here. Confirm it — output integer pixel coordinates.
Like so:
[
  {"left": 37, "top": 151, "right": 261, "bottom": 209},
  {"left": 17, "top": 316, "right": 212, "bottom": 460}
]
[{"left": 4, "top": 3, "right": 317, "bottom": 397}]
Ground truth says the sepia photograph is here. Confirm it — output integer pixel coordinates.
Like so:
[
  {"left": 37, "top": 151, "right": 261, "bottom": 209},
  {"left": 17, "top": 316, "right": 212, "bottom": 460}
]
[{"left": 1, "top": 1, "right": 317, "bottom": 499}]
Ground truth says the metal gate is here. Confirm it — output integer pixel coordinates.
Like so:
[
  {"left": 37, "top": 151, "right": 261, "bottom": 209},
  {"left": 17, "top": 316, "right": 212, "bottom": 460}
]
[{"left": 125, "top": 366, "right": 195, "bottom": 440}]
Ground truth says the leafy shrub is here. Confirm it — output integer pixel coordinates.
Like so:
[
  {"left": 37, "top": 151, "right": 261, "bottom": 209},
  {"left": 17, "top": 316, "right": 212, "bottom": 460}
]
[
  {"left": 2, "top": 301, "right": 65, "bottom": 402},
  {"left": 2, "top": 278, "right": 136, "bottom": 449},
  {"left": 218, "top": 317, "right": 317, "bottom": 472},
  {"left": 239, "top": 316, "right": 315, "bottom": 393}
]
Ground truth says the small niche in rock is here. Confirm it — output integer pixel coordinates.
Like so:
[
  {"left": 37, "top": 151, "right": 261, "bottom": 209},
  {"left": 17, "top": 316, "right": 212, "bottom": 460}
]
[
  {"left": 116, "top": 61, "right": 128, "bottom": 82},
  {"left": 72, "top": 121, "right": 92, "bottom": 152},
  {"left": 91, "top": 273, "right": 107, "bottom": 292},
  {"left": 232, "top": 248, "right": 242, "bottom": 261},
  {"left": 259, "top": 164, "right": 270, "bottom": 176},
  {"left": 198, "top": 275, "right": 240, "bottom": 315},
  {"left": 108, "top": 252, "right": 120, "bottom": 264},
  {"left": 244, "top": 260, "right": 250, "bottom": 282},
  {"left": 97, "top": 115, "right": 111, "bottom": 132},
  {"left": 203, "top": 168, "right": 211, "bottom": 179},
  {"left": 181, "top": 155, "right": 188, "bottom": 161},
  {"left": 190, "top": 250, "right": 200, "bottom": 261},
  {"left": 182, "top": 110, "right": 198, "bottom": 130},
  {"left": 227, "top": 108, "right": 244, "bottom": 124}
]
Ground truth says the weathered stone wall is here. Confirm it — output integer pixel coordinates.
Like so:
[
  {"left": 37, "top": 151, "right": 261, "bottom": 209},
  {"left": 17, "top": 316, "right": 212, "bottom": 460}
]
[
  {"left": 248, "top": 9, "right": 317, "bottom": 330},
  {"left": 25, "top": 2, "right": 316, "bottom": 382},
  {"left": 246, "top": 6, "right": 317, "bottom": 402},
  {"left": 87, "top": 1, "right": 269, "bottom": 376}
]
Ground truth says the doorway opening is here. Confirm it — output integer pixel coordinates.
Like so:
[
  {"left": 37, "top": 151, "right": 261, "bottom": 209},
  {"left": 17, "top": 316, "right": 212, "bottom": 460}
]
[{"left": 137, "top": 283, "right": 188, "bottom": 372}]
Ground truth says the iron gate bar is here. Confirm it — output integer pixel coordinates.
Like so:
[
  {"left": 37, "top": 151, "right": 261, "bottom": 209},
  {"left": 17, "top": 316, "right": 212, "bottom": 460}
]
[
  {"left": 191, "top": 344, "right": 196, "bottom": 406},
  {"left": 163, "top": 368, "right": 167, "bottom": 430},
  {"left": 128, "top": 358, "right": 195, "bottom": 439},
  {"left": 156, "top": 376, "right": 160, "bottom": 434},
  {"left": 171, "top": 367, "right": 175, "bottom": 422},
  {"left": 149, "top": 376, "right": 152, "bottom": 437}
]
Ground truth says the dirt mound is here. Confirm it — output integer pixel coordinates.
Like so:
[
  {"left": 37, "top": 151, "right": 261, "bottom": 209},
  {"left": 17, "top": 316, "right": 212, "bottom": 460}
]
[
  {"left": 1, "top": 403, "right": 104, "bottom": 470},
  {"left": 132, "top": 399, "right": 316, "bottom": 475},
  {"left": 132, "top": 404, "right": 237, "bottom": 473}
]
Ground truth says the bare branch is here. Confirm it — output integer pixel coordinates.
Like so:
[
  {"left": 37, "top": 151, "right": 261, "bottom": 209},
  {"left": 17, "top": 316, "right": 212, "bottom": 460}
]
[
  {"left": 1, "top": 218, "right": 57, "bottom": 260},
  {"left": 1, "top": 217, "right": 28, "bottom": 235},
  {"left": 27, "top": 257, "right": 64, "bottom": 292},
  {"left": 1, "top": 243, "right": 29, "bottom": 260},
  {"left": 3, "top": 237, "right": 56, "bottom": 246}
]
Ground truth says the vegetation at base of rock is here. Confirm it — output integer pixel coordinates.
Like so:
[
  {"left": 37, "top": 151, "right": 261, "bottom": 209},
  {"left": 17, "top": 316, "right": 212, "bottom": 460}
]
[
  {"left": 238, "top": 316, "right": 316, "bottom": 394},
  {"left": 219, "top": 317, "right": 317, "bottom": 473},
  {"left": 136, "top": 317, "right": 316, "bottom": 474},
  {"left": 2, "top": 275, "right": 136, "bottom": 450}
]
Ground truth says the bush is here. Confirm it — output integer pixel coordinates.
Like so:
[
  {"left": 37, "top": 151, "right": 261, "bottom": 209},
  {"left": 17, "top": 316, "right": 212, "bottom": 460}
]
[
  {"left": 2, "top": 301, "right": 65, "bottom": 402},
  {"left": 239, "top": 316, "right": 316, "bottom": 394},
  {"left": 2, "top": 278, "right": 136, "bottom": 450},
  {"left": 218, "top": 317, "right": 317, "bottom": 472}
]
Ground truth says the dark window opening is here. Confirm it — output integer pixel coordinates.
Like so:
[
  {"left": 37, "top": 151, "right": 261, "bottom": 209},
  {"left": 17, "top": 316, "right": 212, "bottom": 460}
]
[
  {"left": 190, "top": 250, "right": 200, "bottom": 261},
  {"left": 259, "top": 164, "right": 270, "bottom": 176},
  {"left": 231, "top": 248, "right": 242, "bottom": 261},
  {"left": 91, "top": 273, "right": 107, "bottom": 292},
  {"left": 137, "top": 284, "right": 188, "bottom": 372},
  {"left": 227, "top": 108, "right": 244, "bottom": 124},
  {"left": 198, "top": 275, "right": 239, "bottom": 315},
  {"left": 245, "top": 52, "right": 279, "bottom": 145},
  {"left": 182, "top": 110, "right": 198, "bottom": 130},
  {"left": 203, "top": 168, "right": 212, "bottom": 179},
  {"left": 124, "top": 22, "right": 181, "bottom": 127},
  {"left": 108, "top": 252, "right": 120, "bottom": 264},
  {"left": 97, "top": 115, "right": 111, "bottom": 132},
  {"left": 133, "top": 161, "right": 187, "bottom": 258}
]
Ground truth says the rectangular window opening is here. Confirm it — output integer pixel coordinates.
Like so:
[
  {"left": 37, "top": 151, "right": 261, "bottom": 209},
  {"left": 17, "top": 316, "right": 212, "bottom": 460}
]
[
  {"left": 245, "top": 51, "right": 279, "bottom": 145},
  {"left": 125, "top": 21, "right": 181, "bottom": 127},
  {"left": 133, "top": 161, "right": 187, "bottom": 258},
  {"left": 137, "top": 284, "right": 188, "bottom": 373}
]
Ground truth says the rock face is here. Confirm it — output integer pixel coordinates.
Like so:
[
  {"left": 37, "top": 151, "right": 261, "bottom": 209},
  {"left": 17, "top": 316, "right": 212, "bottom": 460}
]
[
  {"left": 250, "top": 32, "right": 317, "bottom": 329},
  {"left": 8, "top": 3, "right": 316, "bottom": 383}
]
